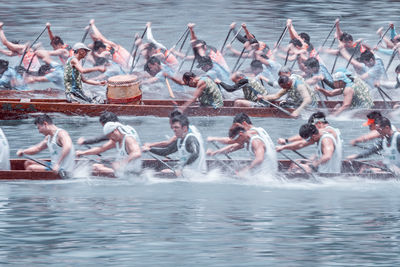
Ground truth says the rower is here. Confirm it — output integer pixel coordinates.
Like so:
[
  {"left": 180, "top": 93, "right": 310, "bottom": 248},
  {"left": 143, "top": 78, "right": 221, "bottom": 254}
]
[
  {"left": 187, "top": 23, "right": 230, "bottom": 72},
  {"left": 167, "top": 71, "right": 223, "bottom": 112},
  {"left": 76, "top": 121, "right": 142, "bottom": 176},
  {"left": 143, "top": 114, "right": 207, "bottom": 176},
  {"left": 45, "top": 22, "right": 74, "bottom": 65},
  {"left": 315, "top": 68, "right": 373, "bottom": 116},
  {"left": 276, "top": 111, "right": 342, "bottom": 153},
  {"left": 340, "top": 49, "right": 385, "bottom": 88},
  {"left": 16, "top": 114, "right": 75, "bottom": 173},
  {"left": 88, "top": 19, "right": 132, "bottom": 70},
  {"left": 0, "top": 22, "right": 41, "bottom": 71},
  {"left": 63, "top": 42, "right": 106, "bottom": 103},
  {"left": 207, "top": 120, "right": 277, "bottom": 177},
  {"left": 289, "top": 123, "right": 342, "bottom": 174},
  {"left": 0, "top": 59, "right": 30, "bottom": 91},
  {"left": 196, "top": 56, "right": 231, "bottom": 85},
  {"left": 258, "top": 73, "right": 317, "bottom": 118},
  {"left": 25, "top": 49, "right": 65, "bottom": 90},
  {"left": 142, "top": 110, "right": 201, "bottom": 152},
  {"left": 347, "top": 117, "right": 400, "bottom": 175},
  {"left": 303, "top": 57, "right": 333, "bottom": 89},
  {"left": 215, "top": 71, "right": 269, "bottom": 107},
  {"left": 0, "top": 127, "right": 10, "bottom": 170}
]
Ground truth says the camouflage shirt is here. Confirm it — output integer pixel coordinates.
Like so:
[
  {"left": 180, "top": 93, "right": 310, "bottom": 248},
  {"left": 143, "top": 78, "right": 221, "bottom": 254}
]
[
  {"left": 64, "top": 57, "right": 82, "bottom": 94},
  {"left": 198, "top": 77, "right": 223, "bottom": 108}
]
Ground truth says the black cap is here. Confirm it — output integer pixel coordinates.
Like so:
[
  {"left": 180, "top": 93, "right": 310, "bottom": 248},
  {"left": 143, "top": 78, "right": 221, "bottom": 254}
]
[{"left": 196, "top": 56, "right": 213, "bottom": 68}]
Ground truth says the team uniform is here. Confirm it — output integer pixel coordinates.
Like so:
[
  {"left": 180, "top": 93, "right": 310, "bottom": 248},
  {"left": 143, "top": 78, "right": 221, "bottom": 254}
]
[
  {"left": 0, "top": 128, "right": 10, "bottom": 170},
  {"left": 248, "top": 127, "right": 278, "bottom": 175},
  {"left": 47, "top": 128, "right": 75, "bottom": 173},
  {"left": 316, "top": 128, "right": 343, "bottom": 173},
  {"left": 114, "top": 124, "right": 142, "bottom": 175}
]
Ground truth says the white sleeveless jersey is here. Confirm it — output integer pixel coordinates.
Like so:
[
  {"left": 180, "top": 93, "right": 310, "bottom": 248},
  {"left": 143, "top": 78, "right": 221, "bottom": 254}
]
[
  {"left": 317, "top": 131, "right": 342, "bottom": 173},
  {"left": 382, "top": 131, "right": 400, "bottom": 171},
  {"left": 177, "top": 126, "right": 207, "bottom": 173},
  {"left": 115, "top": 125, "right": 142, "bottom": 174},
  {"left": 248, "top": 127, "right": 278, "bottom": 174},
  {"left": 47, "top": 128, "right": 75, "bottom": 172},
  {"left": 0, "top": 128, "right": 10, "bottom": 170}
]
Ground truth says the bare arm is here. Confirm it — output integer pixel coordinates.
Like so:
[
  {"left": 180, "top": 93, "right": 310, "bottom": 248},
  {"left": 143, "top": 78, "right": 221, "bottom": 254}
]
[
  {"left": 332, "top": 87, "right": 353, "bottom": 116},
  {"left": 276, "top": 139, "right": 313, "bottom": 152},
  {"left": 71, "top": 57, "right": 104, "bottom": 74},
  {"left": 17, "top": 138, "right": 48, "bottom": 156},
  {"left": 239, "top": 138, "right": 265, "bottom": 172},
  {"left": 76, "top": 140, "right": 116, "bottom": 156},
  {"left": 208, "top": 143, "right": 244, "bottom": 156},
  {"left": 292, "top": 83, "right": 312, "bottom": 116},
  {"left": 312, "top": 137, "right": 334, "bottom": 168},
  {"left": 124, "top": 136, "right": 142, "bottom": 164},
  {"left": 262, "top": 88, "right": 287, "bottom": 101},
  {"left": 46, "top": 23, "right": 55, "bottom": 42},
  {"left": 180, "top": 80, "right": 206, "bottom": 111},
  {"left": 55, "top": 130, "right": 73, "bottom": 167}
]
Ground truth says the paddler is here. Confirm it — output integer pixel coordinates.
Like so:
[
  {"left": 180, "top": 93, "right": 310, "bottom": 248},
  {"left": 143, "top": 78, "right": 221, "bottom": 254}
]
[
  {"left": 207, "top": 117, "right": 277, "bottom": 177},
  {"left": 347, "top": 117, "right": 400, "bottom": 175},
  {"left": 16, "top": 114, "right": 75, "bottom": 174},
  {"left": 63, "top": 42, "right": 106, "bottom": 103},
  {"left": 45, "top": 22, "right": 74, "bottom": 65},
  {"left": 315, "top": 68, "right": 373, "bottom": 116},
  {"left": 166, "top": 71, "right": 223, "bottom": 112},
  {"left": 0, "top": 22, "right": 41, "bottom": 72},
  {"left": 143, "top": 114, "right": 207, "bottom": 176},
  {"left": 258, "top": 73, "right": 317, "bottom": 118},
  {"left": 214, "top": 71, "right": 269, "bottom": 107},
  {"left": 0, "top": 127, "right": 10, "bottom": 170},
  {"left": 76, "top": 120, "right": 142, "bottom": 176},
  {"left": 287, "top": 123, "right": 342, "bottom": 174},
  {"left": 0, "top": 59, "right": 30, "bottom": 91}
]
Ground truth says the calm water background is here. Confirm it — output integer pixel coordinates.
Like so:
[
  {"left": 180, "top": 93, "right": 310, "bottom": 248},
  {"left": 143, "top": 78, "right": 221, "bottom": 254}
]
[{"left": 1, "top": 0, "right": 400, "bottom": 266}]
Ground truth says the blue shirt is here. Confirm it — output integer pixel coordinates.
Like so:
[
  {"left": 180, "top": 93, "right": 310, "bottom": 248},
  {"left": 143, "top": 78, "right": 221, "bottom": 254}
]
[
  {"left": 0, "top": 67, "right": 29, "bottom": 91},
  {"left": 45, "top": 62, "right": 65, "bottom": 89}
]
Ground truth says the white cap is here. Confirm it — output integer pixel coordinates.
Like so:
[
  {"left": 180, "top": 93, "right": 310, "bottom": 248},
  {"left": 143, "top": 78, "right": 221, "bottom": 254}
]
[
  {"left": 72, "top": 42, "right": 91, "bottom": 51},
  {"left": 103, "top": 122, "right": 121, "bottom": 136}
]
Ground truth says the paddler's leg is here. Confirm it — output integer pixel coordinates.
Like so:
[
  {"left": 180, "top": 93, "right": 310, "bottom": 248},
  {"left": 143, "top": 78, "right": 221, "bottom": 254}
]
[
  {"left": 92, "top": 163, "right": 115, "bottom": 175},
  {"left": 233, "top": 99, "right": 258, "bottom": 107},
  {"left": 0, "top": 22, "right": 25, "bottom": 54}
]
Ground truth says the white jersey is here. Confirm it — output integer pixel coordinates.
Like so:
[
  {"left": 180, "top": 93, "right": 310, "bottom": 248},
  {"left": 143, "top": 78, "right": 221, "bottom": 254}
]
[
  {"left": 47, "top": 128, "right": 75, "bottom": 172},
  {"left": 177, "top": 126, "right": 207, "bottom": 174},
  {"left": 0, "top": 128, "right": 10, "bottom": 170},
  {"left": 382, "top": 131, "right": 400, "bottom": 171},
  {"left": 248, "top": 127, "right": 278, "bottom": 175},
  {"left": 115, "top": 125, "right": 142, "bottom": 174},
  {"left": 317, "top": 131, "right": 342, "bottom": 173}
]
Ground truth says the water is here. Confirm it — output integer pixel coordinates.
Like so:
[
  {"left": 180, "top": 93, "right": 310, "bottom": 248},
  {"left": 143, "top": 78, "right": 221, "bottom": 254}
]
[{"left": 1, "top": 0, "right": 400, "bottom": 265}]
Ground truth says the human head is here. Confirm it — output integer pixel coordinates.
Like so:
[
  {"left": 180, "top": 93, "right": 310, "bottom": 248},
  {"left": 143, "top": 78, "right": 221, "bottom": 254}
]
[
  {"left": 182, "top": 72, "right": 197, "bottom": 87},
  {"left": 73, "top": 42, "right": 91, "bottom": 58},
  {"left": 169, "top": 110, "right": 182, "bottom": 125},
  {"left": 359, "top": 50, "right": 375, "bottom": 67},
  {"left": 34, "top": 114, "right": 54, "bottom": 135},
  {"left": 196, "top": 56, "right": 213, "bottom": 72},
  {"left": 99, "top": 111, "right": 119, "bottom": 126},
  {"left": 339, "top": 32, "right": 353, "bottom": 47},
  {"left": 304, "top": 57, "right": 320, "bottom": 74},
  {"left": 231, "top": 71, "right": 246, "bottom": 83},
  {"left": 290, "top": 38, "right": 303, "bottom": 49},
  {"left": 228, "top": 123, "right": 246, "bottom": 139},
  {"left": 38, "top": 64, "right": 52, "bottom": 76},
  {"left": 144, "top": 56, "right": 161, "bottom": 76},
  {"left": 278, "top": 75, "right": 292, "bottom": 89},
  {"left": 103, "top": 121, "right": 123, "bottom": 141},
  {"left": 50, "top": 36, "right": 64, "bottom": 49},
  {"left": 0, "top": 59, "right": 9, "bottom": 75},
  {"left": 332, "top": 69, "right": 353, "bottom": 88},
  {"left": 193, "top": 39, "right": 207, "bottom": 56},
  {"left": 94, "top": 56, "right": 109, "bottom": 66},
  {"left": 171, "top": 114, "right": 189, "bottom": 138},
  {"left": 299, "top": 123, "right": 319, "bottom": 142},
  {"left": 233, "top": 112, "right": 252, "bottom": 125},
  {"left": 250, "top": 60, "right": 263, "bottom": 75},
  {"left": 278, "top": 66, "right": 291, "bottom": 77},
  {"left": 93, "top": 40, "right": 106, "bottom": 52},
  {"left": 308, "top": 111, "right": 328, "bottom": 128},
  {"left": 145, "top": 43, "right": 158, "bottom": 58},
  {"left": 363, "top": 111, "right": 382, "bottom": 129},
  {"left": 375, "top": 117, "right": 392, "bottom": 137},
  {"left": 299, "top": 32, "right": 310, "bottom": 44}
]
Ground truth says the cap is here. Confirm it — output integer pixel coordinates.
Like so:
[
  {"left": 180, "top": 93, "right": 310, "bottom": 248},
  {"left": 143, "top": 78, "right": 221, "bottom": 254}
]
[
  {"left": 72, "top": 42, "right": 91, "bottom": 51},
  {"left": 363, "top": 118, "right": 375, "bottom": 126},
  {"left": 103, "top": 121, "right": 121, "bottom": 135}
]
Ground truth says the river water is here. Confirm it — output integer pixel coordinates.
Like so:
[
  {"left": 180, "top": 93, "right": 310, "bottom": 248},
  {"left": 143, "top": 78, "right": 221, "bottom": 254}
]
[{"left": 1, "top": 0, "right": 400, "bottom": 266}]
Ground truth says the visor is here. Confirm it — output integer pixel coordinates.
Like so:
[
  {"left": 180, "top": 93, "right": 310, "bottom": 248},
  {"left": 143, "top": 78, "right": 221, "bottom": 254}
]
[{"left": 362, "top": 118, "right": 375, "bottom": 126}]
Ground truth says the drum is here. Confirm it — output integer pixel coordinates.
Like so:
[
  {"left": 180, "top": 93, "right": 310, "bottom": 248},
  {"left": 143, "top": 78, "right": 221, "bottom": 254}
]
[{"left": 106, "top": 74, "right": 142, "bottom": 104}]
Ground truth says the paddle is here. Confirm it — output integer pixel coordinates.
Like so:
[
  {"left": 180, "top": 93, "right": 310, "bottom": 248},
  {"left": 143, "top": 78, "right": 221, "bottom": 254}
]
[
  {"left": 232, "top": 46, "right": 246, "bottom": 73},
  {"left": 178, "top": 28, "right": 190, "bottom": 52},
  {"left": 228, "top": 26, "right": 243, "bottom": 46},
  {"left": 130, "top": 25, "right": 148, "bottom": 73},
  {"left": 376, "top": 86, "right": 390, "bottom": 109},
  {"left": 127, "top": 33, "right": 139, "bottom": 66},
  {"left": 385, "top": 47, "right": 398, "bottom": 73},
  {"left": 279, "top": 151, "right": 316, "bottom": 179},
  {"left": 146, "top": 151, "right": 179, "bottom": 177},
  {"left": 354, "top": 143, "right": 382, "bottom": 156},
  {"left": 165, "top": 27, "right": 189, "bottom": 61},
  {"left": 189, "top": 56, "right": 196, "bottom": 72},
  {"left": 210, "top": 141, "right": 232, "bottom": 159},
  {"left": 321, "top": 20, "right": 338, "bottom": 47},
  {"left": 329, "top": 38, "right": 336, "bottom": 48},
  {"left": 23, "top": 154, "right": 68, "bottom": 179},
  {"left": 17, "top": 25, "right": 47, "bottom": 71},
  {"left": 284, "top": 48, "right": 291, "bottom": 66},
  {"left": 165, "top": 77, "right": 176, "bottom": 98},
  {"left": 220, "top": 27, "right": 233, "bottom": 53},
  {"left": 331, "top": 52, "right": 340, "bottom": 74},
  {"left": 177, "top": 44, "right": 192, "bottom": 72},
  {"left": 26, "top": 54, "right": 37, "bottom": 73},
  {"left": 376, "top": 26, "right": 391, "bottom": 47},
  {"left": 274, "top": 26, "right": 288, "bottom": 49},
  {"left": 350, "top": 159, "right": 394, "bottom": 174},
  {"left": 345, "top": 41, "right": 361, "bottom": 69},
  {"left": 81, "top": 24, "right": 91, "bottom": 43}
]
